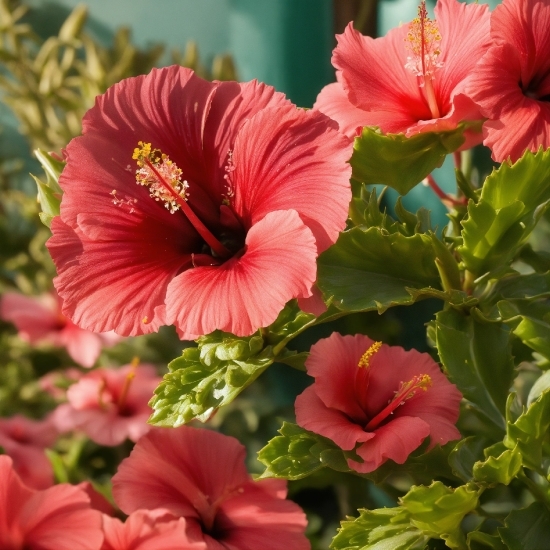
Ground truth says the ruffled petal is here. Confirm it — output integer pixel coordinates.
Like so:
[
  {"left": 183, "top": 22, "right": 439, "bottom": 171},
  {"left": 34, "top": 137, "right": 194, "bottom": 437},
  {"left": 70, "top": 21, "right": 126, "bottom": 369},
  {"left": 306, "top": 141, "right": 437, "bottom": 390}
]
[
  {"left": 350, "top": 416, "right": 430, "bottom": 473},
  {"left": 295, "top": 387, "right": 374, "bottom": 451},
  {"left": 166, "top": 209, "right": 318, "bottom": 338},
  {"left": 231, "top": 105, "right": 351, "bottom": 253}
]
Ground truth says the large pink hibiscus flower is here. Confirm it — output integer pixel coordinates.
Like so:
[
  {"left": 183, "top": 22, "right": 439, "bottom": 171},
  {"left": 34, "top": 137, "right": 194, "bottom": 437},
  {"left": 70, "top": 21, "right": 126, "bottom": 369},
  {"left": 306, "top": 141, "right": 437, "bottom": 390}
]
[
  {"left": 47, "top": 66, "right": 351, "bottom": 340},
  {"left": 112, "top": 427, "right": 310, "bottom": 550},
  {"left": 467, "top": 0, "right": 550, "bottom": 162},
  {"left": 295, "top": 333, "right": 462, "bottom": 473},
  {"left": 0, "top": 455, "right": 104, "bottom": 549},
  {"left": 315, "top": 0, "right": 490, "bottom": 144}
]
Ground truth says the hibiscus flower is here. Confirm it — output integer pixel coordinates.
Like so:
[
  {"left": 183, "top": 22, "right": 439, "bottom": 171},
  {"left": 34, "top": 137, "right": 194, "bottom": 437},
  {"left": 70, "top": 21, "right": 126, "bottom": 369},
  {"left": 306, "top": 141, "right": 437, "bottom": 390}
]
[
  {"left": 0, "top": 291, "right": 119, "bottom": 367},
  {"left": 101, "top": 509, "right": 199, "bottom": 550},
  {"left": 295, "top": 333, "right": 462, "bottom": 473},
  {"left": 314, "top": 0, "right": 490, "bottom": 144},
  {"left": 0, "top": 414, "right": 58, "bottom": 489},
  {"left": 466, "top": 0, "right": 550, "bottom": 162},
  {"left": 112, "top": 426, "right": 310, "bottom": 550},
  {"left": 47, "top": 66, "right": 351, "bottom": 340},
  {"left": 52, "top": 361, "right": 160, "bottom": 446},
  {"left": 0, "top": 455, "right": 103, "bottom": 549}
]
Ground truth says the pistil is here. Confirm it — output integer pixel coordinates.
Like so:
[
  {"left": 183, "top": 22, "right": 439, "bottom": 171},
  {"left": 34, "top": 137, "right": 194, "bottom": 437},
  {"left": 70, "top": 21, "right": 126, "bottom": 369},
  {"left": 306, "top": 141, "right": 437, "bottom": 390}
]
[
  {"left": 133, "top": 142, "right": 232, "bottom": 259},
  {"left": 365, "top": 374, "right": 432, "bottom": 431},
  {"left": 117, "top": 357, "right": 139, "bottom": 412},
  {"left": 355, "top": 341, "right": 382, "bottom": 409}
]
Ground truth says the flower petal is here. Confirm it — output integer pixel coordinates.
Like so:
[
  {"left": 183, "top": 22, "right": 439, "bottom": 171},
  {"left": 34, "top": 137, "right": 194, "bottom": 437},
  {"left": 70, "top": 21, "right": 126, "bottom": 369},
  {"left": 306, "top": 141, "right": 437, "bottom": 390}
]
[{"left": 166, "top": 209, "right": 318, "bottom": 338}]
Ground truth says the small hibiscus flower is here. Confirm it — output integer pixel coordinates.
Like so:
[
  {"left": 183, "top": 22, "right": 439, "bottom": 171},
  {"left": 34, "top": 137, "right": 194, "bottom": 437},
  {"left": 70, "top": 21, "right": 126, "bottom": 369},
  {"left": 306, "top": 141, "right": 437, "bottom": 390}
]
[
  {"left": 0, "top": 455, "right": 104, "bottom": 550},
  {"left": 0, "top": 414, "right": 58, "bottom": 489},
  {"left": 0, "top": 291, "right": 119, "bottom": 368},
  {"left": 101, "top": 509, "right": 199, "bottom": 550},
  {"left": 52, "top": 361, "right": 160, "bottom": 446},
  {"left": 467, "top": 0, "right": 550, "bottom": 162},
  {"left": 47, "top": 66, "right": 351, "bottom": 340},
  {"left": 315, "top": 0, "right": 490, "bottom": 145},
  {"left": 295, "top": 333, "right": 462, "bottom": 473},
  {"left": 112, "top": 426, "right": 310, "bottom": 550}
]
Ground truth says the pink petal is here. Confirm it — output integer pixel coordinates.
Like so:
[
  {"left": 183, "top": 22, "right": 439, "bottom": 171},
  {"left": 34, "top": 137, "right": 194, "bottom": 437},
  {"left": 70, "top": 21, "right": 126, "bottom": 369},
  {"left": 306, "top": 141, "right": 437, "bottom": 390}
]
[
  {"left": 313, "top": 82, "right": 366, "bottom": 139},
  {"left": 112, "top": 427, "right": 250, "bottom": 520},
  {"left": 20, "top": 484, "right": 103, "bottom": 550},
  {"left": 350, "top": 416, "right": 430, "bottom": 473},
  {"left": 59, "top": 325, "right": 103, "bottom": 367},
  {"left": 295, "top": 387, "right": 374, "bottom": 451},
  {"left": 230, "top": 105, "right": 351, "bottom": 253},
  {"left": 166, "top": 209, "right": 318, "bottom": 338}
]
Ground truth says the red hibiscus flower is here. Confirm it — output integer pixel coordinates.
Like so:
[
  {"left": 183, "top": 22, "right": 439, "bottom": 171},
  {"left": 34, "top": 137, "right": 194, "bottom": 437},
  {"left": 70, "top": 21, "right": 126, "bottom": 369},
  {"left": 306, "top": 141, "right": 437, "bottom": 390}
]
[
  {"left": 295, "top": 333, "right": 462, "bottom": 474},
  {"left": 314, "top": 0, "right": 490, "bottom": 145},
  {"left": 0, "top": 415, "right": 58, "bottom": 489},
  {"left": 0, "top": 455, "right": 103, "bottom": 550},
  {"left": 47, "top": 66, "right": 351, "bottom": 340},
  {"left": 52, "top": 361, "right": 160, "bottom": 446},
  {"left": 467, "top": 0, "right": 550, "bottom": 162},
  {"left": 101, "top": 509, "right": 199, "bottom": 550},
  {"left": 112, "top": 426, "right": 310, "bottom": 550},
  {"left": 0, "top": 291, "right": 119, "bottom": 368}
]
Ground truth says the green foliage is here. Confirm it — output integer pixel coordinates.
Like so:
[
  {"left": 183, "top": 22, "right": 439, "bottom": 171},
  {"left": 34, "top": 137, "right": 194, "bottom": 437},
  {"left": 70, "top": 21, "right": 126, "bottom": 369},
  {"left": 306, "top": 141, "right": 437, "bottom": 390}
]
[
  {"left": 435, "top": 309, "right": 514, "bottom": 431},
  {"left": 504, "top": 390, "right": 550, "bottom": 471},
  {"left": 499, "top": 502, "right": 550, "bottom": 550},
  {"left": 331, "top": 508, "right": 428, "bottom": 550},
  {"left": 400, "top": 482, "right": 481, "bottom": 549},
  {"left": 472, "top": 442, "right": 522, "bottom": 486},
  {"left": 317, "top": 226, "right": 443, "bottom": 313},
  {"left": 32, "top": 149, "right": 64, "bottom": 227},
  {"left": 459, "top": 149, "right": 550, "bottom": 278},
  {"left": 448, "top": 436, "right": 488, "bottom": 483},
  {"left": 350, "top": 126, "right": 465, "bottom": 195}
]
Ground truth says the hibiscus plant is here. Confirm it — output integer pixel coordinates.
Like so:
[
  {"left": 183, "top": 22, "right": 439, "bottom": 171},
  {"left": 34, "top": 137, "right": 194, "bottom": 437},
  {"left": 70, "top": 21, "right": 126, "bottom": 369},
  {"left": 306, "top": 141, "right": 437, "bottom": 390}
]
[{"left": 1, "top": 0, "right": 550, "bottom": 547}]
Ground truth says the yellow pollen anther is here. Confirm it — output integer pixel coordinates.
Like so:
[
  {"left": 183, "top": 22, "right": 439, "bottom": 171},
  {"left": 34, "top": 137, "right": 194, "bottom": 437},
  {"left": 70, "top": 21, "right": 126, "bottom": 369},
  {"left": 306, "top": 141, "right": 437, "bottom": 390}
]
[
  {"left": 358, "top": 341, "right": 383, "bottom": 369},
  {"left": 133, "top": 141, "right": 189, "bottom": 214},
  {"left": 142, "top": 316, "right": 149, "bottom": 324}
]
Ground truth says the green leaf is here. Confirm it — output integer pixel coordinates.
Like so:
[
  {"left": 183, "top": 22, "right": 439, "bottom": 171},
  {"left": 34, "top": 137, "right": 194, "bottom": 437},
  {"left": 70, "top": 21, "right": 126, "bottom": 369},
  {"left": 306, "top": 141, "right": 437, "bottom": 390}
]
[
  {"left": 448, "top": 436, "right": 488, "bottom": 482},
  {"left": 258, "top": 422, "right": 344, "bottom": 480},
  {"left": 488, "top": 272, "right": 550, "bottom": 302},
  {"left": 504, "top": 389, "right": 550, "bottom": 471},
  {"left": 458, "top": 149, "right": 550, "bottom": 277},
  {"left": 435, "top": 309, "right": 514, "bottom": 431},
  {"left": 467, "top": 531, "right": 507, "bottom": 550},
  {"left": 330, "top": 508, "right": 428, "bottom": 550},
  {"left": 400, "top": 481, "right": 480, "bottom": 549},
  {"left": 264, "top": 300, "right": 316, "bottom": 350},
  {"left": 149, "top": 331, "right": 274, "bottom": 426},
  {"left": 350, "top": 126, "right": 465, "bottom": 195},
  {"left": 472, "top": 442, "right": 522, "bottom": 486},
  {"left": 499, "top": 502, "right": 550, "bottom": 550},
  {"left": 33, "top": 149, "right": 65, "bottom": 228},
  {"left": 318, "top": 226, "right": 442, "bottom": 313},
  {"left": 527, "top": 370, "right": 550, "bottom": 406},
  {"left": 498, "top": 299, "right": 550, "bottom": 361}
]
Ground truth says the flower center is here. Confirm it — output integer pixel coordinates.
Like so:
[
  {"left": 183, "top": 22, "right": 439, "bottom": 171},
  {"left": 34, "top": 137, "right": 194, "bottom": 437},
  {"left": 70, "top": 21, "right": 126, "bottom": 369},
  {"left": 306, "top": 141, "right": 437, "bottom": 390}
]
[
  {"left": 365, "top": 374, "right": 432, "bottom": 431},
  {"left": 131, "top": 142, "right": 232, "bottom": 259},
  {"left": 116, "top": 357, "right": 139, "bottom": 415},
  {"left": 405, "top": 0, "right": 442, "bottom": 119},
  {"left": 354, "top": 341, "right": 383, "bottom": 410}
]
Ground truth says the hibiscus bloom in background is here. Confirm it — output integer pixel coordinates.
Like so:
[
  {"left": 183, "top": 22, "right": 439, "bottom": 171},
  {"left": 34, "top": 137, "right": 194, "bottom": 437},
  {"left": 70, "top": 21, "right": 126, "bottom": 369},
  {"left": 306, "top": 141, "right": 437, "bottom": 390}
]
[
  {"left": 0, "top": 291, "right": 119, "bottom": 367},
  {"left": 53, "top": 361, "right": 160, "bottom": 446},
  {"left": 101, "top": 509, "right": 199, "bottom": 550},
  {"left": 467, "top": 0, "right": 550, "bottom": 162},
  {"left": 315, "top": 0, "right": 490, "bottom": 144},
  {"left": 295, "top": 333, "right": 462, "bottom": 474},
  {"left": 0, "top": 414, "right": 58, "bottom": 489},
  {"left": 112, "top": 426, "right": 310, "bottom": 550},
  {"left": 0, "top": 455, "right": 104, "bottom": 549},
  {"left": 47, "top": 65, "right": 351, "bottom": 340}
]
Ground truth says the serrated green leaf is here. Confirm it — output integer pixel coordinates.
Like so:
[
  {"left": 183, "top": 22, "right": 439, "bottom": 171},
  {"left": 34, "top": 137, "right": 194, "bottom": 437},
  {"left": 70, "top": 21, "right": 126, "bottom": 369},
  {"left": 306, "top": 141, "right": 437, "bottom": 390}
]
[
  {"left": 467, "top": 531, "right": 506, "bottom": 550},
  {"left": 149, "top": 333, "right": 274, "bottom": 426},
  {"left": 498, "top": 299, "right": 550, "bottom": 360},
  {"left": 264, "top": 300, "right": 316, "bottom": 349},
  {"left": 350, "top": 126, "right": 465, "bottom": 195},
  {"left": 448, "top": 436, "right": 488, "bottom": 483},
  {"left": 435, "top": 309, "right": 514, "bottom": 430},
  {"left": 257, "top": 422, "right": 337, "bottom": 480},
  {"left": 330, "top": 508, "right": 428, "bottom": 550},
  {"left": 472, "top": 442, "right": 522, "bottom": 486},
  {"left": 498, "top": 502, "right": 550, "bottom": 550},
  {"left": 488, "top": 272, "right": 550, "bottom": 302},
  {"left": 528, "top": 371, "right": 550, "bottom": 406},
  {"left": 504, "top": 389, "right": 550, "bottom": 471},
  {"left": 459, "top": 149, "right": 550, "bottom": 277},
  {"left": 34, "top": 149, "right": 64, "bottom": 193},
  {"left": 400, "top": 481, "right": 480, "bottom": 548},
  {"left": 33, "top": 176, "right": 60, "bottom": 228},
  {"left": 318, "top": 227, "right": 441, "bottom": 313}
]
